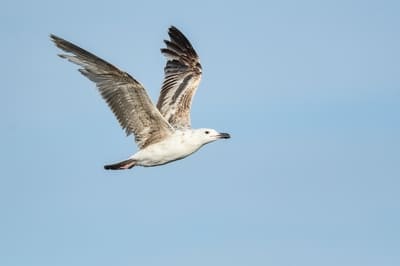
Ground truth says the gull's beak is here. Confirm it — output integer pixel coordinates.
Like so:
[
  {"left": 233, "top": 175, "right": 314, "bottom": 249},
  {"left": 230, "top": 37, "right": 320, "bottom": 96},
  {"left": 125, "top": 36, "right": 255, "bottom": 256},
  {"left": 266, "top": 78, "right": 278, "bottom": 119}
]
[{"left": 218, "top": 132, "right": 231, "bottom": 139}]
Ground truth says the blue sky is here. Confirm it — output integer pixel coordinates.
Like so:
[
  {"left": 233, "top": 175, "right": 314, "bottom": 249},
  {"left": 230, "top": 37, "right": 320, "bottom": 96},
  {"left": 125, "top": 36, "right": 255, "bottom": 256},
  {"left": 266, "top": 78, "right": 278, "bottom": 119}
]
[{"left": 1, "top": 0, "right": 399, "bottom": 265}]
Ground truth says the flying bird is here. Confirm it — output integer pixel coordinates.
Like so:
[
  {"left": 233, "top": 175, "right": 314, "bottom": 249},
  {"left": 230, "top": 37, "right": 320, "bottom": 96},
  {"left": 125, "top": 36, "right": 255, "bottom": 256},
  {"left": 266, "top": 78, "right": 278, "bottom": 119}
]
[{"left": 50, "top": 26, "right": 230, "bottom": 170}]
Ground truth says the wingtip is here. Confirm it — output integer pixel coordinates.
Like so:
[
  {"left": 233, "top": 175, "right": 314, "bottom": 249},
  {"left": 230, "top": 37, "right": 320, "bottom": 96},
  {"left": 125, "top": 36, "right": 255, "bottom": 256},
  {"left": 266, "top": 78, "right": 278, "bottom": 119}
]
[
  {"left": 50, "top": 34, "right": 68, "bottom": 50},
  {"left": 168, "top": 25, "right": 184, "bottom": 38},
  {"left": 49, "top": 34, "right": 61, "bottom": 42}
]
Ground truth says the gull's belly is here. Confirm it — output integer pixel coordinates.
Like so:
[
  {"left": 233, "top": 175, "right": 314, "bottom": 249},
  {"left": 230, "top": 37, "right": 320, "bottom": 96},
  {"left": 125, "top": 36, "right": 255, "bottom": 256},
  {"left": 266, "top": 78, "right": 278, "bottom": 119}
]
[{"left": 132, "top": 138, "right": 201, "bottom": 167}]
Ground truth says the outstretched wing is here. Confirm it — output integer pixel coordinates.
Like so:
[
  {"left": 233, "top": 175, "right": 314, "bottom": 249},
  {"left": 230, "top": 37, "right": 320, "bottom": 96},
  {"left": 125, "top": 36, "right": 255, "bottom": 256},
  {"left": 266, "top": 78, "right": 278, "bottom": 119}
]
[
  {"left": 156, "top": 26, "right": 202, "bottom": 129},
  {"left": 51, "top": 34, "right": 173, "bottom": 149}
]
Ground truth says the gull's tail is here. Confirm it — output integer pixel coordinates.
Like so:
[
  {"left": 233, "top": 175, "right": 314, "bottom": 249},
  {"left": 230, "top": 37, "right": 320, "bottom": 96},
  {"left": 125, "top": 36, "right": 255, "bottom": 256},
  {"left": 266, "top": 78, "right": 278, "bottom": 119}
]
[{"left": 104, "top": 159, "right": 137, "bottom": 170}]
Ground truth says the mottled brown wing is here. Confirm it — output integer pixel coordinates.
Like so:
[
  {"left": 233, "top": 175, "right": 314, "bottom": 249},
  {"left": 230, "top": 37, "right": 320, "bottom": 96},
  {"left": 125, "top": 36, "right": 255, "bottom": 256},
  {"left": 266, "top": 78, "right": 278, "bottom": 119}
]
[
  {"left": 51, "top": 34, "right": 173, "bottom": 149},
  {"left": 156, "top": 26, "right": 202, "bottom": 129}
]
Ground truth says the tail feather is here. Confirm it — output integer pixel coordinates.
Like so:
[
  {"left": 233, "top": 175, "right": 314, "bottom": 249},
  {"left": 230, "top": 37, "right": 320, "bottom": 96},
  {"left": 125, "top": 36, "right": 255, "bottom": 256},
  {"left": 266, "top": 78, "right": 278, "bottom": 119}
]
[{"left": 104, "top": 159, "right": 137, "bottom": 170}]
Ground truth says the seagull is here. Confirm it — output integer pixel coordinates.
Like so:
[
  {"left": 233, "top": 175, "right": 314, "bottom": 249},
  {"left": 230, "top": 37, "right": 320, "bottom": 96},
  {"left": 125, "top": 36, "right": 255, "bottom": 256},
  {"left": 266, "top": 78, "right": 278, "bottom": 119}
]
[{"left": 50, "top": 26, "right": 230, "bottom": 170}]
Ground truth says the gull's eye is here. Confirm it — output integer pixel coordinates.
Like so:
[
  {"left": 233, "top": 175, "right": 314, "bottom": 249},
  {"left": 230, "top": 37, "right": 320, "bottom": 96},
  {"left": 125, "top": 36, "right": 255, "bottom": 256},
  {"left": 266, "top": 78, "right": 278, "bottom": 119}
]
[{"left": 205, "top": 131, "right": 210, "bottom": 134}]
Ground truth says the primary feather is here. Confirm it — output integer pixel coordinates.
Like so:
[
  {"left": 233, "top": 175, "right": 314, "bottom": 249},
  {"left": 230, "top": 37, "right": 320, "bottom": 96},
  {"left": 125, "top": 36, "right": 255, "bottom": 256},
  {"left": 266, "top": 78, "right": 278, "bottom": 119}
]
[{"left": 157, "top": 26, "right": 203, "bottom": 129}]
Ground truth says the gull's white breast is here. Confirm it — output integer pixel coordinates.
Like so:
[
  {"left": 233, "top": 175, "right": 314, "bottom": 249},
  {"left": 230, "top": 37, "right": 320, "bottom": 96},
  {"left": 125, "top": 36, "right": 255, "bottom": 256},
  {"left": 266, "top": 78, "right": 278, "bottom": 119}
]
[{"left": 130, "top": 130, "right": 202, "bottom": 167}]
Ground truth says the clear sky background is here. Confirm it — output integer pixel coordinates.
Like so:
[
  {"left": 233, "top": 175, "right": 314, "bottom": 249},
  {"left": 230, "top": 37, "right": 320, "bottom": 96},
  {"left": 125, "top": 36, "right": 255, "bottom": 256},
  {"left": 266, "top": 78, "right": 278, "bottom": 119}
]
[{"left": 1, "top": 0, "right": 399, "bottom": 265}]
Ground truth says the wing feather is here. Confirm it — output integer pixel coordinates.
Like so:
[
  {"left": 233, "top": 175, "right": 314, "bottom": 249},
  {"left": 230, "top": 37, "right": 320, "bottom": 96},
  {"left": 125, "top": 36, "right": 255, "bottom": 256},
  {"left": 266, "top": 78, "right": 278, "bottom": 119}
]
[
  {"left": 156, "top": 26, "right": 202, "bottom": 129},
  {"left": 50, "top": 34, "right": 173, "bottom": 149}
]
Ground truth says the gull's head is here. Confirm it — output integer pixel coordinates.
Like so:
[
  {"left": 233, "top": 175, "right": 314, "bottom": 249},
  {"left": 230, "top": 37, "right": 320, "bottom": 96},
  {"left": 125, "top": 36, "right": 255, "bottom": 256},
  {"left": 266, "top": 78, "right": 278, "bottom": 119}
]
[{"left": 192, "top": 128, "right": 231, "bottom": 145}]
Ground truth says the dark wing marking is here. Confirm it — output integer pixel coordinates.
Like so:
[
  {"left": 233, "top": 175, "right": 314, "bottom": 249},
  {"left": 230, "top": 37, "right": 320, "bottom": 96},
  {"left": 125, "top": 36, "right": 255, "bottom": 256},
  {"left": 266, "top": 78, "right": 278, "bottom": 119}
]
[
  {"left": 156, "top": 26, "right": 202, "bottom": 129},
  {"left": 50, "top": 34, "right": 173, "bottom": 149}
]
